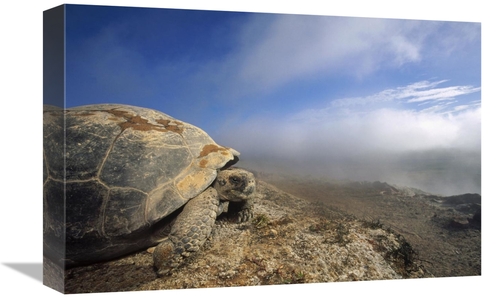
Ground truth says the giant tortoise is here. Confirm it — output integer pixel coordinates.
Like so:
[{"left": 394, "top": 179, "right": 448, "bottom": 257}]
[{"left": 43, "top": 104, "right": 256, "bottom": 276}]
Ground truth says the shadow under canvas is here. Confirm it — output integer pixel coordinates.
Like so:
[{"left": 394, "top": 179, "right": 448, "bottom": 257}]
[{"left": 3, "top": 263, "right": 43, "bottom": 283}]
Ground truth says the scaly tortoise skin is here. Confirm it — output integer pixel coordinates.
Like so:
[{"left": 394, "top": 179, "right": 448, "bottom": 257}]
[{"left": 43, "top": 104, "right": 255, "bottom": 276}]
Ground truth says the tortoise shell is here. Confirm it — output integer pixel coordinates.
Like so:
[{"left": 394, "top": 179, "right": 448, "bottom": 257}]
[{"left": 43, "top": 104, "right": 238, "bottom": 265}]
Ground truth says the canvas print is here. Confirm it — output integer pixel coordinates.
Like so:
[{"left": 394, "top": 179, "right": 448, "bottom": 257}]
[{"left": 43, "top": 4, "right": 481, "bottom": 294}]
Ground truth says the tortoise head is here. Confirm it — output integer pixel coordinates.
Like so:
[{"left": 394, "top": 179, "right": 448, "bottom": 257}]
[{"left": 213, "top": 168, "right": 256, "bottom": 202}]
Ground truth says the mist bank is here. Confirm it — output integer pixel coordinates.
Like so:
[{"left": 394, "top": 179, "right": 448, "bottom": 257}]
[
  {"left": 220, "top": 127, "right": 482, "bottom": 196},
  {"left": 214, "top": 104, "right": 480, "bottom": 196},
  {"left": 236, "top": 148, "right": 480, "bottom": 196}
]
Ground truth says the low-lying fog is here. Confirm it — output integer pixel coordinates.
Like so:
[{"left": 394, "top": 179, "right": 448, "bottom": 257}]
[
  {"left": 217, "top": 106, "right": 481, "bottom": 196},
  {"left": 237, "top": 149, "right": 480, "bottom": 196}
]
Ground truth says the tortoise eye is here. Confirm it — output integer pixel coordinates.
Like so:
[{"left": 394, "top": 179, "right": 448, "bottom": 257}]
[{"left": 230, "top": 176, "right": 240, "bottom": 184}]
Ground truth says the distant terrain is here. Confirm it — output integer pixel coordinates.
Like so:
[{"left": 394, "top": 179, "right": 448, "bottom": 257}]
[
  {"left": 258, "top": 171, "right": 481, "bottom": 277},
  {"left": 44, "top": 169, "right": 480, "bottom": 293}
]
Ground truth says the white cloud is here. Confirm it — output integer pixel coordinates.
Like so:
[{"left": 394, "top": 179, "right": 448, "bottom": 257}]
[
  {"left": 297, "top": 81, "right": 481, "bottom": 152},
  {"left": 229, "top": 16, "right": 425, "bottom": 94},
  {"left": 219, "top": 81, "right": 481, "bottom": 195},
  {"left": 212, "top": 16, "right": 479, "bottom": 100},
  {"left": 234, "top": 104, "right": 481, "bottom": 156},
  {"left": 293, "top": 80, "right": 481, "bottom": 115},
  {"left": 405, "top": 85, "right": 481, "bottom": 103}
]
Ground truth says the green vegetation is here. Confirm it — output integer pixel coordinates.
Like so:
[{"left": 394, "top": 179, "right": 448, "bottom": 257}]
[
  {"left": 308, "top": 219, "right": 351, "bottom": 246},
  {"left": 308, "top": 219, "right": 334, "bottom": 232},
  {"left": 362, "top": 218, "right": 384, "bottom": 229},
  {"left": 252, "top": 214, "right": 270, "bottom": 229},
  {"left": 334, "top": 222, "right": 351, "bottom": 246}
]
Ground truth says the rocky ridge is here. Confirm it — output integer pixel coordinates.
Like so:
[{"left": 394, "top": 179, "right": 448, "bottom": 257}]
[
  {"left": 45, "top": 178, "right": 434, "bottom": 293},
  {"left": 260, "top": 172, "right": 481, "bottom": 278}
]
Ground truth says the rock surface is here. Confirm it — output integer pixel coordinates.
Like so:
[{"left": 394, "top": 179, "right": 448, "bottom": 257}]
[
  {"left": 261, "top": 172, "right": 481, "bottom": 278},
  {"left": 45, "top": 178, "right": 433, "bottom": 293}
]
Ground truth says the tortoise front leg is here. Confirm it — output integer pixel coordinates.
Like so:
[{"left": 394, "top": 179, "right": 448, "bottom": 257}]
[
  {"left": 153, "top": 187, "right": 219, "bottom": 276},
  {"left": 231, "top": 199, "right": 254, "bottom": 223}
]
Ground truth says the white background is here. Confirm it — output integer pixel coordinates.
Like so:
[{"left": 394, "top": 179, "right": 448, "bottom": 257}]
[{"left": 1, "top": 1, "right": 497, "bottom": 297}]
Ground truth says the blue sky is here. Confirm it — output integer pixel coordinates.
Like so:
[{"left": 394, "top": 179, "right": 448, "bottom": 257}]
[{"left": 64, "top": 4, "right": 481, "bottom": 195}]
